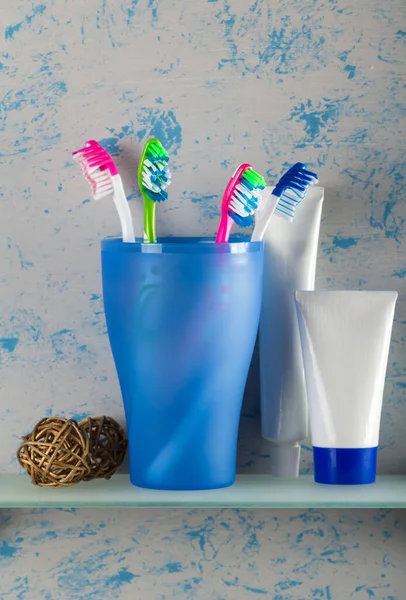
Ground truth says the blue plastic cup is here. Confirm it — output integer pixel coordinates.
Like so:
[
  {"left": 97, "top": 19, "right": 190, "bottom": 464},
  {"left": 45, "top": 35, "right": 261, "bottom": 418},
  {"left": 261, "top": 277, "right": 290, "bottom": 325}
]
[{"left": 101, "top": 237, "right": 264, "bottom": 490}]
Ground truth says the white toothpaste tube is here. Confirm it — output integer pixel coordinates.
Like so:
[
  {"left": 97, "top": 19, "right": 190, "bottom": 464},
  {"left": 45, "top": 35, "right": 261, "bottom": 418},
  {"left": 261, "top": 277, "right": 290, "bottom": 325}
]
[
  {"left": 295, "top": 290, "right": 398, "bottom": 485},
  {"left": 259, "top": 186, "right": 324, "bottom": 477}
]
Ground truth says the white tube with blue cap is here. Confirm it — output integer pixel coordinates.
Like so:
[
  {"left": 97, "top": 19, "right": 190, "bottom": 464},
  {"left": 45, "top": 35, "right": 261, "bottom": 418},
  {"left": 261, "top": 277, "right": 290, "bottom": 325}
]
[{"left": 295, "top": 290, "right": 397, "bottom": 485}]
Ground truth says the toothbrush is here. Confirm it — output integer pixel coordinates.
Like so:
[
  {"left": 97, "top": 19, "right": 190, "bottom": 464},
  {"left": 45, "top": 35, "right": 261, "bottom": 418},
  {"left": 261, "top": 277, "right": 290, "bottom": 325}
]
[
  {"left": 251, "top": 163, "right": 318, "bottom": 242},
  {"left": 72, "top": 140, "right": 135, "bottom": 243},
  {"left": 138, "top": 138, "right": 171, "bottom": 243},
  {"left": 215, "top": 164, "right": 266, "bottom": 243}
]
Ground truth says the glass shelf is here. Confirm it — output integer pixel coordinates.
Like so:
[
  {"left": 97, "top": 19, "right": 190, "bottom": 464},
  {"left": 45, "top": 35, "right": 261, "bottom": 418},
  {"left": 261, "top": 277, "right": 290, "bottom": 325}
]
[{"left": 1, "top": 474, "right": 406, "bottom": 508}]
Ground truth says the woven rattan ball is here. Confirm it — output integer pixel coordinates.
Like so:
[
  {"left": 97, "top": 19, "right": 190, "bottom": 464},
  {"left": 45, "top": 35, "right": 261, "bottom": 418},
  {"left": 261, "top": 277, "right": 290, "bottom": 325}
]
[
  {"left": 17, "top": 417, "right": 91, "bottom": 487},
  {"left": 79, "top": 416, "right": 127, "bottom": 481}
]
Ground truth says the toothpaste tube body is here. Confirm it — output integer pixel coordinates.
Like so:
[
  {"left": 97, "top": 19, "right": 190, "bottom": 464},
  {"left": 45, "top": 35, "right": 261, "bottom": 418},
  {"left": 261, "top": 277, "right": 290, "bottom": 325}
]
[
  {"left": 259, "top": 187, "right": 324, "bottom": 477},
  {"left": 295, "top": 290, "right": 398, "bottom": 485}
]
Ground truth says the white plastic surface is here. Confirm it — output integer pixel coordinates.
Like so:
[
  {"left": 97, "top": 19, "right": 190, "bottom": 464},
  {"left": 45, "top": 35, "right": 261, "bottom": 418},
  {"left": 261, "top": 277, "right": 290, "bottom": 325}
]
[
  {"left": 259, "top": 188, "right": 324, "bottom": 457},
  {"left": 112, "top": 175, "right": 135, "bottom": 243}
]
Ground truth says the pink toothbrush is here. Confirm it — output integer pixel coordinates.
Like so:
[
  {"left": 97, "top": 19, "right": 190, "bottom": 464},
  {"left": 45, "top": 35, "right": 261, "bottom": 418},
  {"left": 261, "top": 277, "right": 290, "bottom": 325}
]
[
  {"left": 72, "top": 140, "right": 135, "bottom": 243},
  {"left": 215, "top": 163, "right": 266, "bottom": 243}
]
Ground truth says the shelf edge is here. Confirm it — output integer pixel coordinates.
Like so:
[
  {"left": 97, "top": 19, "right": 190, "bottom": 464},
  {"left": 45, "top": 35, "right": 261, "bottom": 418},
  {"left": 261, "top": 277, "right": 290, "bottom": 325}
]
[{"left": 1, "top": 474, "right": 406, "bottom": 508}]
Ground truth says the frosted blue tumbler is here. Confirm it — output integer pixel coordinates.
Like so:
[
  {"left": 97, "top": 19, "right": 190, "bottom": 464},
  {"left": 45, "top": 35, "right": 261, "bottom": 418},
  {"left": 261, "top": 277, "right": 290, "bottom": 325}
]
[{"left": 101, "top": 237, "right": 264, "bottom": 490}]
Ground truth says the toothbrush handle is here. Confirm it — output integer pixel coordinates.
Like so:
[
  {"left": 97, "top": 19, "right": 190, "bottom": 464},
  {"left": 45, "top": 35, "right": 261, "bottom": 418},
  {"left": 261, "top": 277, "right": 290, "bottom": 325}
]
[
  {"left": 251, "top": 191, "right": 280, "bottom": 242},
  {"left": 144, "top": 196, "right": 157, "bottom": 243},
  {"left": 215, "top": 212, "right": 233, "bottom": 243},
  {"left": 112, "top": 176, "right": 135, "bottom": 243}
]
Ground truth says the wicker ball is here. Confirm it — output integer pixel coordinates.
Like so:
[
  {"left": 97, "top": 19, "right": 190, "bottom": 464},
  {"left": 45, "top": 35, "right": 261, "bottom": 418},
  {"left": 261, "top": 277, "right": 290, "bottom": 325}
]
[
  {"left": 17, "top": 417, "right": 91, "bottom": 487},
  {"left": 79, "top": 416, "right": 127, "bottom": 481}
]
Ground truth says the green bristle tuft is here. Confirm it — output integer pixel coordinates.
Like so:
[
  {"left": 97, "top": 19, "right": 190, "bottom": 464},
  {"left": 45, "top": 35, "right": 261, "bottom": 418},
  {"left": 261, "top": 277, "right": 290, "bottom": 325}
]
[
  {"left": 243, "top": 168, "right": 266, "bottom": 189},
  {"left": 146, "top": 140, "right": 169, "bottom": 161}
]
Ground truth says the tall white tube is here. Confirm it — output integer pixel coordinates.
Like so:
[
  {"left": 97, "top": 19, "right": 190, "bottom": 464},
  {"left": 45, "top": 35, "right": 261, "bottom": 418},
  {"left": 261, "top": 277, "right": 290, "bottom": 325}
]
[
  {"left": 295, "top": 291, "right": 397, "bottom": 485},
  {"left": 259, "top": 186, "right": 324, "bottom": 477}
]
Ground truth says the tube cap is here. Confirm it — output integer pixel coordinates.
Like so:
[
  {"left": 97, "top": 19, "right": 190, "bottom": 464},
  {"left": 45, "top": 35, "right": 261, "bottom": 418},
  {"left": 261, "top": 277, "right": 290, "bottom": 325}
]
[
  {"left": 313, "top": 447, "right": 378, "bottom": 485},
  {"left": 269, "top": 443, "right": 300, "bottom": 478}
]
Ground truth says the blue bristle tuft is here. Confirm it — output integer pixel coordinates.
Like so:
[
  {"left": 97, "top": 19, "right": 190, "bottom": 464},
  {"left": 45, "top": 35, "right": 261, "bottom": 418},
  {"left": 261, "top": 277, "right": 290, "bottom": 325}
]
[
  {"left": 144, "top": 187, "right": 168, "bottom": 203},
  {"left": 229, "top": 211, "right": 254, "bottom": 228},
  {"left": 241, "top": 177, "right": 255, "bottom": 191},
  {"left": 146, "top": 150, "right": 169, "bottom": 163}
]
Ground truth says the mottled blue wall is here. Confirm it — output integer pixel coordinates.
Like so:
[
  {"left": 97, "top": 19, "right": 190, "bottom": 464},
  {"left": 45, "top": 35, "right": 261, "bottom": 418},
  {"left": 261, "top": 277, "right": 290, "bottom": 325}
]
[{"left": 1, "top": 0, "right": 406, "bottom": 598}]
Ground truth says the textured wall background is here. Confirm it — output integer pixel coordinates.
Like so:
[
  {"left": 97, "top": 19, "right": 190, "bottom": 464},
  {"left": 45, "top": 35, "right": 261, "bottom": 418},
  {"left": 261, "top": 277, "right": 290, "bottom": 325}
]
[{"left": 1, "top": 0, "right": 406, "bottom": 598}]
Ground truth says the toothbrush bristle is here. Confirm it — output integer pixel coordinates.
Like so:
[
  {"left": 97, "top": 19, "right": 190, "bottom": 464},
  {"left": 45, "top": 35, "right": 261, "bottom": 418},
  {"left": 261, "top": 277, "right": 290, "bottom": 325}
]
[
  {"left": 228, "top": 167, "right": 265, "bottom": 227},
  {"left": 273, "top": 163, "right": 318, "bottom": 221},
  {"left": 140, "top": 140, "right": 171, "bottom": 203},
  {"left": 73, "top": 140, "right": 118, "bottom": 200}
]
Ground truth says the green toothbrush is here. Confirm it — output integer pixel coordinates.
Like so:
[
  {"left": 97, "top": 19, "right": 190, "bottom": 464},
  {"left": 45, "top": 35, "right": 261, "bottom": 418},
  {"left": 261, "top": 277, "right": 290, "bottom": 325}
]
[{"left": 138, "top": 138, "right": 171, "bottom": 243}]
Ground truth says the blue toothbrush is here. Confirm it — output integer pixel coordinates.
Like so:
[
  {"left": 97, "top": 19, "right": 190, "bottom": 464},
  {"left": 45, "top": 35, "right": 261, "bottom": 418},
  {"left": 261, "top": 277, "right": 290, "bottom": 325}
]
[{"left": 251, "top": 163, "right": 318, "bottom": 241}]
